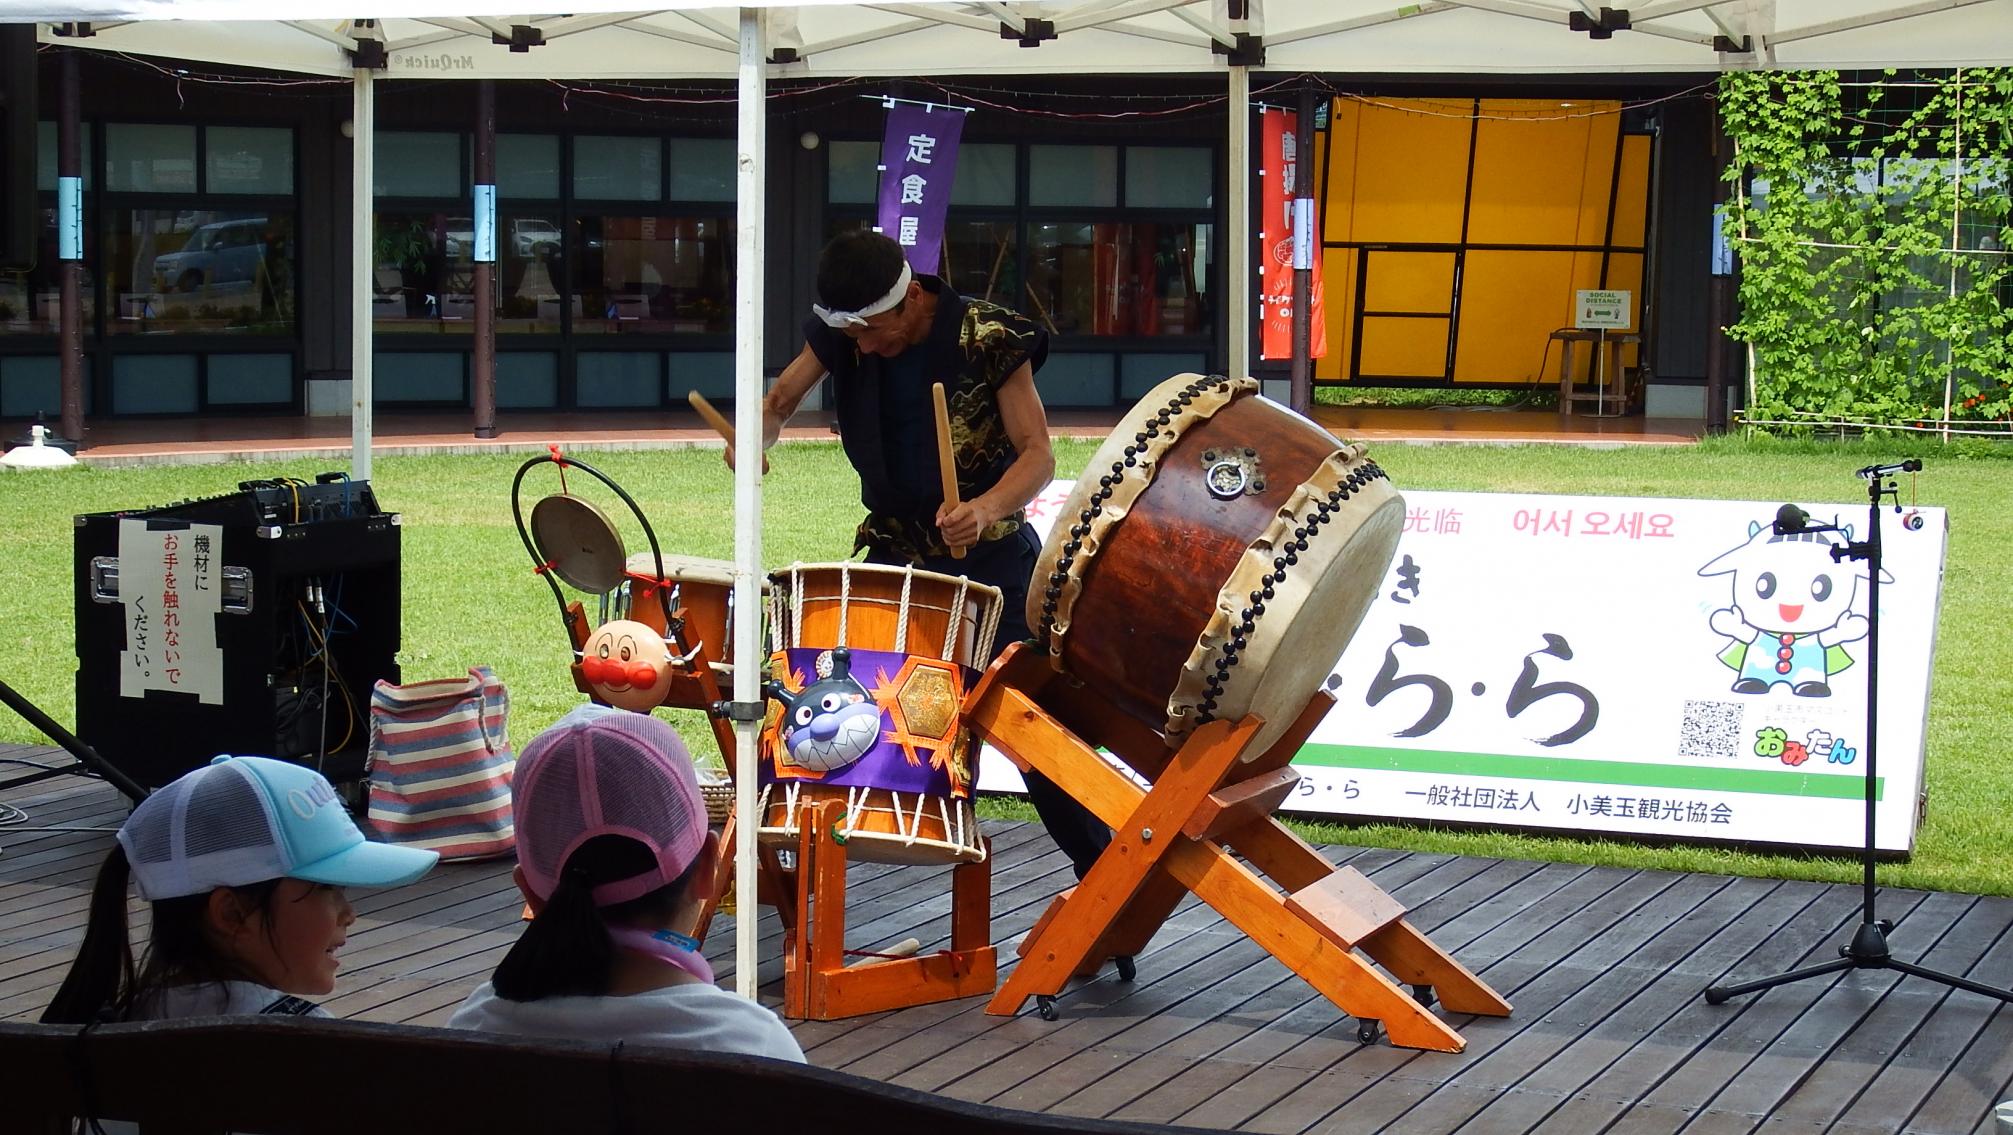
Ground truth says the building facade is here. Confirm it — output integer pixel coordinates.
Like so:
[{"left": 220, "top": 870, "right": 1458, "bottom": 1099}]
[{"left": 0, "top": 52, "right": 1719, "bottom": 423}]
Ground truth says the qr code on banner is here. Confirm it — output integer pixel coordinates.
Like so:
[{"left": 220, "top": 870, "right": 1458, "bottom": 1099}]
[{"left": 1680, "top": 700, "right": 1745, "bottom": 760}]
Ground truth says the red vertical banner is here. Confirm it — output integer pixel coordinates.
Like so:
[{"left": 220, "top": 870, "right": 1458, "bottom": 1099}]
[{"left": 1259, "top": 108, "right": 1327, "bottom": 361}]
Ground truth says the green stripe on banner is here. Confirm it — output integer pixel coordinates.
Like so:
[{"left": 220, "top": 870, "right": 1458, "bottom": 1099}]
[{"left": 1295, "top": 743, "right": 1883, "bottom": 801}]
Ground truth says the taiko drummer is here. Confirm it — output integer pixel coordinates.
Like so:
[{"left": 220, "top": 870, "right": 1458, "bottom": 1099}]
[{"left": 735, "top": 229, "right": 1113, "bottom": 885}]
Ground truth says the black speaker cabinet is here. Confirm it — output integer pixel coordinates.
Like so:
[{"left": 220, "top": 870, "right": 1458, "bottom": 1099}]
[{"left": 74, "top": 477, "right": 400, "bottom": 789}]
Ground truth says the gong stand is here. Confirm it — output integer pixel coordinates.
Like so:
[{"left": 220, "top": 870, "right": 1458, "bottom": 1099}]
[
  {"left": 512, "top": 450, "right": 794, "bottom": 944},
  {"left": 964, "top": 644, "right": 1511, "bottom": 1052},
  {"left": 778, "top": 797, "right": 999, "bottom": 1020}
]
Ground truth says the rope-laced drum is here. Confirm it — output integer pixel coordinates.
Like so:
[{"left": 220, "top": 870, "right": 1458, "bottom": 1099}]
[
  {"left": 758, "top": 563, "right": 1002, "bottom": 865},
  {"left": 1032, "top": 372, "right": 1405, "bottom": 757}
]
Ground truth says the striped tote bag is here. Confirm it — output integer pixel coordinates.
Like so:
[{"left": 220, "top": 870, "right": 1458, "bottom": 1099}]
[{"left": 366, "top": 666, "right": 516, "bottom": 860}]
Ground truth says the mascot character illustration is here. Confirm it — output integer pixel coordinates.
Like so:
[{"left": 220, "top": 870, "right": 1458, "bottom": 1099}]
[
  {"left": 764, "top": 647, "right": 882, "bottom": 773},
  {"left": 1697, "top": 517, "right": 1886, "bottom": 697}
]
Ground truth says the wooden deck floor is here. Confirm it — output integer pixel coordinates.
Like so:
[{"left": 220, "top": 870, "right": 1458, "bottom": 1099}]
[{"left": 5, "top": 748, "right": 2011, "bottom": 1135}]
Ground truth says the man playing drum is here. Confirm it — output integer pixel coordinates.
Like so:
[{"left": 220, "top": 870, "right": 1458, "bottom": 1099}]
[{"left": 735, "top": 229, "right": 1114, "bottom": 888}]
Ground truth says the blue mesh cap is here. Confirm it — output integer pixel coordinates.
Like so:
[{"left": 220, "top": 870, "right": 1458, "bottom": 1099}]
[{"left": 117, "top": 756, "right": 437, "bottom": 900}]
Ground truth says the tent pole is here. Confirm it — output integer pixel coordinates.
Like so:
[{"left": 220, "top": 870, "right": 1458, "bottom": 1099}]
[
  {"left": 731, "top": 4, "right": 767, "bottom": 1003},
  {"left": 351, "top": 65, "right": 374, "bottom": 482},
  {"left": 1226, "top": 63, "right": 1250, "bottom": 383}
]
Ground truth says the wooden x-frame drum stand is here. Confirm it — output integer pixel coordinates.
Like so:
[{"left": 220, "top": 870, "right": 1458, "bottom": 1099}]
[{"left": 964, "top": 644, "right": 1512, "bottom": 1052}]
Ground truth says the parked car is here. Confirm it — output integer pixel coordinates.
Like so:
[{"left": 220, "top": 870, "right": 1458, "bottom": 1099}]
[
  {"left": 443, "top": 217, "right": 476, "bottom": 260},
  {"left": 152, "top": 217, "right": 269, "bottom": 293},
  {"left": 512, "top": 218, "right": 561, "bottom": 259}
]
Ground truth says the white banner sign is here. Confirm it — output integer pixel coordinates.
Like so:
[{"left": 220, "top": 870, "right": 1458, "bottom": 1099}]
[
  {"left": 117, "top": 520, "right": 226, "bottom": 705},
  {"left": 986, "top": 484, "right": 1947, "bottom": 853}
]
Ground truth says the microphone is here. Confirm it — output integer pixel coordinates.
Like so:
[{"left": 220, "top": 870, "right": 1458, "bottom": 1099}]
[{"left": 1773, "top": 503, "right": 1809, "bottom": 535}]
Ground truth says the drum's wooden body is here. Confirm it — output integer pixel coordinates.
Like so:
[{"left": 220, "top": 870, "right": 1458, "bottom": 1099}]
[
  {"left": 758, "top": 563, "right": 1003, "bottom": 865},
  {"left": 1032, "top": 373, "right": 1404, "bottom": 756},
  {"left": 770, "top": 562, "right": 1000, "bottom": 670},
  {"left": 622, "top": 552, "right": 764, "bottom": 674}
]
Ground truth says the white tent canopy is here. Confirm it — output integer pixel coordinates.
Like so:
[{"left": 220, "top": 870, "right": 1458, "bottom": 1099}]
[
  {"left": 11, "top": 1, "right": 2013, "bottom": 76},
  {"left": 8, "top": 0, "right": 2010, "bottom": 1006}
]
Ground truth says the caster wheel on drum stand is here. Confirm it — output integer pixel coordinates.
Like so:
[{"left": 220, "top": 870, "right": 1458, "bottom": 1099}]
[
  {"left": 1036, "top": 995, "right": 1060, "bottom": 1022},
  {"left": 1356, "top": 1018, "right": 1381, "bottom": 1045},
  {"left": 1411, "top": 983, "right": 1435, "bottom": 1009},
  {"left": 1115, "top": 955, "right": 1136, "bottom": 983}
]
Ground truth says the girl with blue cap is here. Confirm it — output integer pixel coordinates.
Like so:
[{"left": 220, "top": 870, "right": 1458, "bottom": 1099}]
[{"left": 43, "top": 755, "right": 438, "bottom": 1025}]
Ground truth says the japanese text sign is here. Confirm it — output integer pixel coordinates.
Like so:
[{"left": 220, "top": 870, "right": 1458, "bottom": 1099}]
[
  {"left": 117, "top": 519, "right": 226, "bottom": 705},
  {"left": 876, "top": 102, "right": 965, "bottom": 275}
]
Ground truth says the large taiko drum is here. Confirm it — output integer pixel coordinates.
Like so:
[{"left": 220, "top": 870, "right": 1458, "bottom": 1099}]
[
  {"left": 1033, "top": 373, "right": 1404, "bottom": 757},
  {"left": 620, "top": 552, "right": 767, "bottom": 681},
  {"left": 757, "top": 563, "right": 1002, "bottom": 865}
]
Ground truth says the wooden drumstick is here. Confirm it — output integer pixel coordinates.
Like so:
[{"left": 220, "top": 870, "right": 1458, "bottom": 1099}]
[
  {"left": 689, "top": 390, "right": 767, "bottom": 474},
  {"left": 687, "top": 390, "right": 735, "bottom": 443},
  {"left": 845, "top": 937, "right": 923, "bottom": 968},
  {"left": 932, "top": 382, "right": 965, "bottom": 560}
]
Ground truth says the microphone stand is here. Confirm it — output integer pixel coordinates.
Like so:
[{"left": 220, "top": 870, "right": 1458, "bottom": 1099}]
[
  {"left": 0, "top": 677, "right": 148, "bottom": 804},
  {"left": 1705, "top": 460, "right": 2012, "bottom": 1006}
]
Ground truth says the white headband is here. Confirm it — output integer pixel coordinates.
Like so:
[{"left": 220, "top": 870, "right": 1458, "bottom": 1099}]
[{"left": 811, "top": 262, "right": 912, "bottom": 329}]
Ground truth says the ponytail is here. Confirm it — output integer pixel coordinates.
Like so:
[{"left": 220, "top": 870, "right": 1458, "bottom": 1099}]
[
  {"left": 490, "top": 834, "right": 693, "bottom": 1002},
  {"left": 491, "top": 865, "right": 615, "bottom": 1001},
  {"left": 42, "top": 846, "right": 138, "bottom": 1024},
  {"left": 42, "top": 848, "right": 284, "bottom": 1024}
]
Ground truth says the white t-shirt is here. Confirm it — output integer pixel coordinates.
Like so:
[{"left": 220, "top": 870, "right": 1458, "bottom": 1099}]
[{"left": 448, "top": 980, "right": 806, "bottom": 1063}]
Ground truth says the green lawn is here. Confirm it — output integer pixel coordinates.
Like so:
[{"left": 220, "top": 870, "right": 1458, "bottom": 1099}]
[{"left": 2, "top": 433, "right": 2008, "bottom": 894}]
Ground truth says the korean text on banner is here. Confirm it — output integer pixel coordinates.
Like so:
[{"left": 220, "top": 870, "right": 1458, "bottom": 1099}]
[
  {"left": 1260, "top": 107, "right": 1327, "bottom": 361},
  {"left": 876, "top": 103, "right": 965, "bottom": 274}
]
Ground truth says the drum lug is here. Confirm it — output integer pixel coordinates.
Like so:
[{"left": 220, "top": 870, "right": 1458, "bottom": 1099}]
[{"left": 1036, "top": 995, "right": 1060, "bottom": 1022}]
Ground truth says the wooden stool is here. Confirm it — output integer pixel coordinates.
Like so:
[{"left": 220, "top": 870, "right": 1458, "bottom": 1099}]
[
  {"left": 964, "top": 644, "right": 1511, "bottom": 1052},
  {"left": 1552, "top": 328, "right": 1642, "bottom": 417}
]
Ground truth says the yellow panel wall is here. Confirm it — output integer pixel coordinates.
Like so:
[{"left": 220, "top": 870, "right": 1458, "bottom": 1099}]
[
  {"left": 1327, "top": 98, "right": 1473, "bottom": 244},
  {"left": 1453, "top": 250, "right": 1577, "bottom": 383},
  {"left": 1316, "top": 97, "right": 1647, "bottom": 386},
  {"left": 1465, "top": 100, "right": 1616, "bottom": 246}
]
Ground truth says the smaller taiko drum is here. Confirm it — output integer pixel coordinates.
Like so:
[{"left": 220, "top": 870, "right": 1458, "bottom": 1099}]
[
  {"left": 756, "top": 563, "right": 1002, "bottom": 865},
  {"left": 620, "top": 552, "right": 767, "bottom": 679}
]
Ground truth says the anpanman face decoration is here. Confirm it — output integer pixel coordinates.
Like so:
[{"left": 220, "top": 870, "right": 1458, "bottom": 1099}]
[{"left": 579, "top": 619, "right": 674, "bottom": 711}]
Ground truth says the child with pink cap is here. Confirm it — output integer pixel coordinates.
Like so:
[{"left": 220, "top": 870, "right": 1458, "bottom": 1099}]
[
  {"left": 43, "top": 755, "right": 440, "bottom": 1026},
  {"left": 447, "top": 704, "right": 804, "bottom": 1062}
]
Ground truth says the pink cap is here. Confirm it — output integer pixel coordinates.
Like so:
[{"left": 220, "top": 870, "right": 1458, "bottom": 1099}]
[{"left": 513, "top": 704, "right": 707, "bottom": 907}]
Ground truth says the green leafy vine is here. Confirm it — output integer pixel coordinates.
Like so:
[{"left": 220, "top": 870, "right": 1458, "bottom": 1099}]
[{"left": 1719, "top": 69, "right": 2013, "bottom": 431}]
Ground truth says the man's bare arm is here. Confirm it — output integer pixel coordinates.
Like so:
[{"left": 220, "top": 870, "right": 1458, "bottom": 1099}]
[
  {"left": 727, "top": 343, "right": 827, "bottom": 470},
  {"left": 937, "top": 363, "right": 1055, "bottom": 547}
]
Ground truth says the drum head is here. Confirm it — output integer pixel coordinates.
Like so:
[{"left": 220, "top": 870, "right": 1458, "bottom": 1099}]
[
  {"left": 623, "top": 551, "right": 737, "bottom": 586},
  {"left": 530, "top": 494, "right": 627, "bottom": 593}
]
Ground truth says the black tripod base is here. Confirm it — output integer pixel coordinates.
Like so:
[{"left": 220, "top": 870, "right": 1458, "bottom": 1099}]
[{"left": 1704, "top": 919, "right": 2013, "bottom": 1006}]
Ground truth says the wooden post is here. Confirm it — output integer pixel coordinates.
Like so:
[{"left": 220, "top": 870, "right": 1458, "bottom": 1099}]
[{"left": 471, "top": 79, "right": 497, "bottom": 439}]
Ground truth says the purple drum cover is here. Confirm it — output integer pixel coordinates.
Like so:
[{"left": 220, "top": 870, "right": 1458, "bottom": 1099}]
[{"left": 760, "top": 647, "right": 970, "bottom": 798}]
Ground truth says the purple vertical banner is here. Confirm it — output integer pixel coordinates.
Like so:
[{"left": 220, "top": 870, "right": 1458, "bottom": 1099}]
[{"left": 876, "top": 102, "right": 965, "bottom": 274}]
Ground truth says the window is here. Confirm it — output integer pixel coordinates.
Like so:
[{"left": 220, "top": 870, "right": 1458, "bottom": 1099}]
[
  {"left": 104, "top": 209, "right": 295, "bottom": 336},
  {"left": 572, "top": 214, "right": 734, "bottom": 335}
]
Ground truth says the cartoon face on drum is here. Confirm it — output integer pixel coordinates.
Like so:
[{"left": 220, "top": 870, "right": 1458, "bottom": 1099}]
[
  {"left": 765, "top": 647, "right": 883, "bottom": 774},
  {"left": 579, "top": 619, "right": 675, "bottom": 712}
]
